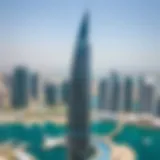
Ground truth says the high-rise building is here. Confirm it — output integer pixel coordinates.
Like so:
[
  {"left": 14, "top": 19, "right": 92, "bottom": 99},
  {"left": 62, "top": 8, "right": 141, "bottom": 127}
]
[
  {"left": 98, "top": 79, "right": 108, "bottom": 110},
  {"left": 61, "top": 81, "right": 70, "bottom": 105},
  {"left": 68, "top": 11, "right": 90, "bottom": 160},
  {"left": 11, "top": 66, "right": 29, "bottom": 108},
  {"left": 138, "top": 76, "right": 145, "bottom": 113},
  {"left": 156, "top": 98, "right": 160, "bottom": 117},
  {"left": 109, "top": 72, "right": 120, "bottom": 112},
  {"left": 0, "top": 77, "right": 8, "bottom": 107},
  {"left": 143, "top": 83, "right": 155, "bottom": 114},
  {"left": 124, "top": 77, "right": 133, "bottom": 112},
  {"left": 31, "top": 73, "right": 39, "bottom": 99},
  {"left": 45, "top": 83, "right": 56, "bottom": 106}
]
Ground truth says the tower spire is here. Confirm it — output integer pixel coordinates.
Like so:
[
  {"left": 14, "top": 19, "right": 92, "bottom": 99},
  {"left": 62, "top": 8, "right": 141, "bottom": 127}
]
[{"left": 78, "top": 11, "right": 90, "bottom": 43}]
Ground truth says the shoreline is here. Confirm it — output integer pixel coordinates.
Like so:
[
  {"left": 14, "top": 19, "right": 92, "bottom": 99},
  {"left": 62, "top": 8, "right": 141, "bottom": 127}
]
[
  {"left": 0, "top": 108, "right": 159, "bottom": 129},
  {"left": 0, "top": 110, "right": 147, "bottom": 160}
]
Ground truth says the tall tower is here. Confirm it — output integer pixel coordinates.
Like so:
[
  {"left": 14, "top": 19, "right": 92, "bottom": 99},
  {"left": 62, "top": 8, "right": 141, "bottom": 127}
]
[
  {"left": 31, "top": 73, "right": 39, "bottom": 99},
  {"left": 61, "top": 81, "right": 70, "bottom": 105},
  {"left": 124, "top": 76, "right": 133, "bottom": 112},
  {"left": 143, "top": 83, "right": 155, "bottom": 114},
  {"left": 68, "top": 11, "right": 91, "bottom": 160},
  {"left": 98, "top": 79, "right": 108, "bottom": 110},
  {"left": 109, "top": 72, "right": 120, "bottom": 112},
  {"left": 11, "top": 66, "right": 29, "bottom": 108},
  {"left": 45, "top": 83, "right": 57, "bottom": 106},
  {"left": 156, "top": 97, "right": 160, "bottom": 117},
  {"left": 138, "top": 76, "right": 145, "bottom": 113}
]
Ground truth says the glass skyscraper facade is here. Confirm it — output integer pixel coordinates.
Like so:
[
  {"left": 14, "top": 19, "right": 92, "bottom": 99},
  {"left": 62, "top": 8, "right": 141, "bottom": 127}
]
[
  {"left": 11, "top": 66, "right": 29, "bottom": 108},
  {"left": 45, "top": 83, "right": 56, "bottom": 106},
  {"left": 138, "top": 76, "right": 145, "bottom": 113},
  {"left": 124, "top": 77, "right": 133, "bottom": 112},
  {"left": 68, "top": 12, "right": 90, "bottom": 160},
  {"left": 61, "top": 81, "right": 70, "bottom": 105},
  {"left": 98, "top": 79, "right": 108, "bottom": 110},
  {"left": 143, "top": 83, "right": 154, "bottom": 114},
  {"left": 31, "top": 73, "right": 39, "bottom": 99},
  {"left": 109, "top": 72, "right": 120, "bottom": 112},
  {"left": 156, "top": 98, "right": 160, "bottom": 117}
]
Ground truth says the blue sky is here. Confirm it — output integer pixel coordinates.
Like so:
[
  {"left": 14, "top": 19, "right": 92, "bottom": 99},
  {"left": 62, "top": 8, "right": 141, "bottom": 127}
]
[{"left": 0, "top": 0, "right": 159, "bottom": 75}]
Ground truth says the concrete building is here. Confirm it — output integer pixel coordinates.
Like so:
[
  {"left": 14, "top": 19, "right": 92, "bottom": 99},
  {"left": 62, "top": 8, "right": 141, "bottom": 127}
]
[
  {"left": 98, "top": 79, "right": 108, "bottom": 110},
  {"left": 11, "top": 66, "right": 29, "bottom": 108},
  {"left": 68, "top": 11, "right": 91, "bottom": 160}
]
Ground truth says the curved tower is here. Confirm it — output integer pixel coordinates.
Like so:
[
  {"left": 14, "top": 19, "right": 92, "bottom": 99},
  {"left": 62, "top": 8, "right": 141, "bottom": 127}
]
[{"left": 68, "top": 11, "right": 91, "bottom": 160}]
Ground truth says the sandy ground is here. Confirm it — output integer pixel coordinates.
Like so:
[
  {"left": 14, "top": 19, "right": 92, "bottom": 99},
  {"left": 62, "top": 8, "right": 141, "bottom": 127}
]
[
  {"left": 102, "top": 123, "right": 136, "bottom": 160},
  {"left": 0, "top": 108, "right": 159, "bottom": 129},
  {"left": 110, "top": 144, "right": 135, "bottom": 160},
  {"left": 0, "top": 140, "right": 136, "bottom": 160},
  {"left": 42, "top": 136, "right": 136, "bottom": 160},
  {"left": 0, "top": 106, "right": 67, "bottom": 125},
  {"left": 0, "top": 145, "right": 35, "bottom": 160},
  {"left": 104, "top": 137, "right": 136, "bottom": 160}
]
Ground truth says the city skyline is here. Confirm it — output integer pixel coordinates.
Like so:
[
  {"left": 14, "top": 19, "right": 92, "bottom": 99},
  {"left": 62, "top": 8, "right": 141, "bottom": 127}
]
[{"left": 0, "top": 0, "right": 159, "bottom": 75}]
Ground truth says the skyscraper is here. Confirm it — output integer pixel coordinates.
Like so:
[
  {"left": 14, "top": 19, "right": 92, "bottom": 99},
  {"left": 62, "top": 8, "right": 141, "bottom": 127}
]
[
  {"left": 45, "top": 83, "right": 56, "bottom": 106},
  {"left": 11, "top": 66, "right": 29, "bottom": 108},
  {"left": 124, "top": 76, "right": 133, "bottom": 112},
  {"left": 138, "top": 76, "right": 145, "bottom": 113},
  {"left": 143, "top": 83, "right": 155, "bottom": 114},
  {"left": 61, "top": 81, "right": 70, "bottom": 105},
  {"left": 68, "top": 11, "right": 90, "bottom": 160},
  {"left": 98, "top": 79, "right": 108, "bottom": 110},
  {"left": 156, "top": 97, "right": 160, "bottom": 117},
  {"left": 31, "top": 73, "right": 39, "bottom": 99},
  {"left": 109, "top": 72, "right": 120, "bottom": 112}
]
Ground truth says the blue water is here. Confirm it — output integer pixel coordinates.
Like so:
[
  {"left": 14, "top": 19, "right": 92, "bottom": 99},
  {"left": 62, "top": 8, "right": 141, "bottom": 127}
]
[
  {"left": 113, "top": 124, "right": 160, "bottom": 160},
  {"left": 0, "top": 121, "right": 159, "bottom": 160},
  {"left": 95, "top": 141, "right": 111, "bottom": 160}
]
